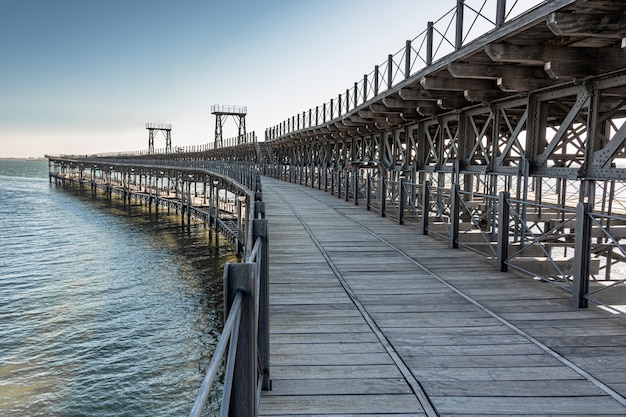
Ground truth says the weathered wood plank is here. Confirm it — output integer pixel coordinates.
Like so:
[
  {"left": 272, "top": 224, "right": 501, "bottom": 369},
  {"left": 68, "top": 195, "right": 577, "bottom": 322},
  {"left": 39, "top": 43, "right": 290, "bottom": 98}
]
[
  {"left": 259, "top": 394, "right": 423, "bottom": 415},
  {"left": 271, "top": 342, "right": 386, "bottom": 355},
  {"left": 404, "top": 353, "right": 561, "bottom": 368},
  {"left": 259, "top": 177, "right": 626, "bottom": 416},
  {"left": 422, "top": 379, "right": 609, "bottom": 397},
  {"left": 431, "top": 396, "right": 626, "bottom": 415},
  {"left": 265, "top": 378, "right": 410, "bottom": 396},
  {"left": 409, "top": 366, "right": 582, "bottom": 381},
  {"left": 271, "top": 364, "right": 404, "bottom": 379},
  {"left": 270, "top": 352, "right": 394, "bottom": 366}
]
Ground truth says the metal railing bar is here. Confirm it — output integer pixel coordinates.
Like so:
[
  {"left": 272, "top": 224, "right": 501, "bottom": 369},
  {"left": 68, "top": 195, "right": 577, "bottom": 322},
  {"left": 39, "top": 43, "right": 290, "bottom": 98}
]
[
  {"left": 219, "top": 294, "right": 243, "bottom": 417},
  {"left": 189, "top": 290, "right": 243, "bottom": 417}
]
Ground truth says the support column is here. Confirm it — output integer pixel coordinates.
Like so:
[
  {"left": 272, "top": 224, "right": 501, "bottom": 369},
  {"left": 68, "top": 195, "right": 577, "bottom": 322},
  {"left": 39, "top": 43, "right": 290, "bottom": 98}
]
[{"left": 572, "top": 202, "right": 592, "bottom": 308}]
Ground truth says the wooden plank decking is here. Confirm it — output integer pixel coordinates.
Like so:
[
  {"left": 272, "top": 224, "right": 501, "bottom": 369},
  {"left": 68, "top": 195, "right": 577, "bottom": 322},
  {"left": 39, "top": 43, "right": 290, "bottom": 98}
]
[{"left": 258, "top": 177, "right": 626, "bottom": 416}]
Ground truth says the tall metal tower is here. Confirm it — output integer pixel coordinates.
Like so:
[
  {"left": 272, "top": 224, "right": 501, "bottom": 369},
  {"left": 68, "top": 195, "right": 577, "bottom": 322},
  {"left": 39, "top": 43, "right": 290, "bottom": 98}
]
[
  {"left": 211, "top": 105, "right": 247, "bottom": 148},
  {"left": 146, "top": 123, "right": 172, "bottom": 153}
]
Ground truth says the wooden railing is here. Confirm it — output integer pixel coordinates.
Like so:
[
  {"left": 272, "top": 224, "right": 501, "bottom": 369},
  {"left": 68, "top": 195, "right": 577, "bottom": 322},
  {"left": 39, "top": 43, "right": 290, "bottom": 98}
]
[{"left": 189, "top": 204, "right": 270, "bottom": 417}]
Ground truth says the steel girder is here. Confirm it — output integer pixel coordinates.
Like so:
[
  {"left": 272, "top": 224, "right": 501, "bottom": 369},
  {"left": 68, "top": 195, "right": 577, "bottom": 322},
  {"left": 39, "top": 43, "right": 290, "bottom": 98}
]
[{"left": 265, "top": 71, "right": 626, "bottom": 183}]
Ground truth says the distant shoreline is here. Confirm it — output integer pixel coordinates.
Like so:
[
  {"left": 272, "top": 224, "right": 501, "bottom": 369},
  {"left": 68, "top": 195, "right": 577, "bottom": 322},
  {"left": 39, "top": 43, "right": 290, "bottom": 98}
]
[{"left": 0, "top": 157, "right": 47, "bottom": 162}]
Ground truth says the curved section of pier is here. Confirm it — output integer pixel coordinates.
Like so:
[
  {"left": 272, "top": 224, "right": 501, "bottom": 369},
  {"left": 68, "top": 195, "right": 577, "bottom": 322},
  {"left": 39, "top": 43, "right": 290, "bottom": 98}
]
[{"left": 260, "top": 176, "right": 626, "bottom": 416}]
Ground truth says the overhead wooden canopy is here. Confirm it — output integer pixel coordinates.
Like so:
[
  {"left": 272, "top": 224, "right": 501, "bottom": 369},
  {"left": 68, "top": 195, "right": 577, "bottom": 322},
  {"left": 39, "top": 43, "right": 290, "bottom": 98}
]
[{"left": 270, "top": 0, "right": 626, "bottom": 144}]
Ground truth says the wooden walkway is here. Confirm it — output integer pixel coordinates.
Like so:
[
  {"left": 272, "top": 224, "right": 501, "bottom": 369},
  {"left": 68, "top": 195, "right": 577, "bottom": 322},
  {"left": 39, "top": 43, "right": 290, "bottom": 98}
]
[{"left": 258, "top": 177, "right": 626, "bottom": 416}]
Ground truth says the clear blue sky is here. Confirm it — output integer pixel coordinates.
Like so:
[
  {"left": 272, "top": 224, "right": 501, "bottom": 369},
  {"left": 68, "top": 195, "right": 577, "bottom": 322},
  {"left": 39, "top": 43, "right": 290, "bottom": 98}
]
[{"left": 0, "top": 0, "right": 538, "bottom": 157}]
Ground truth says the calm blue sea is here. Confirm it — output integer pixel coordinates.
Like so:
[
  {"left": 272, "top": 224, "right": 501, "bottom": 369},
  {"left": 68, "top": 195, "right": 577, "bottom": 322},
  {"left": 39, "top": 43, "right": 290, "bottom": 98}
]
[{"left": 0, "top": 160, "right": 234, "bottom": 416}]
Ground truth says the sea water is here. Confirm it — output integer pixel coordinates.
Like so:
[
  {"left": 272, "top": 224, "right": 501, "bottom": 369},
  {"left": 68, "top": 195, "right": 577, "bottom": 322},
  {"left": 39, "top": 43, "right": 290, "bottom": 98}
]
[{"left": 0, "top": 159, "right": 234, "bottom": 416}]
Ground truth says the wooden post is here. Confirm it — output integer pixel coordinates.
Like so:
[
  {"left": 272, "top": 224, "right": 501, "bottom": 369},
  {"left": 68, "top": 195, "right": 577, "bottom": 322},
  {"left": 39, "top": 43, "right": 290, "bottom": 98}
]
[
  {"left": 224, "top": 263, "right": 256, "bottom": 417},
  {"left": 253, "top": 218, "right": 271, "bottom": 390},
  {"left": 187, "top": 180, "right": 192, "bottom": 223},
  {"left": 497, "top": 191, "right": 510, "bottom": 272},
  {"left": 572, "top": 202, "right": 592, "bottom": 308}
]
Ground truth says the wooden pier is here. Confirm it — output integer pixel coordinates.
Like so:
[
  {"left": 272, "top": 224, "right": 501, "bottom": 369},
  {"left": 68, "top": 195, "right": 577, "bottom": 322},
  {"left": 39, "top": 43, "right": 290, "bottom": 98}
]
[{"left": 259, "top": 176, "right": 626, "bottom": 416}]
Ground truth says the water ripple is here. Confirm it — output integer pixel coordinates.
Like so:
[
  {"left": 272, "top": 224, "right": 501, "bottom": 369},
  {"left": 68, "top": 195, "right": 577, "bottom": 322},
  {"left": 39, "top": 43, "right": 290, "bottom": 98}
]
[{"left": 0, "top": 161, "right": 235, "bottom": 416}]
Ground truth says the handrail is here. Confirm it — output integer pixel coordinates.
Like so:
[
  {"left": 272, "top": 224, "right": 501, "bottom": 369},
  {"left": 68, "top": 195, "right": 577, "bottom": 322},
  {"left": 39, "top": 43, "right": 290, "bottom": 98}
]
[
  {"left": 188, "top": 186, "right": 270, "bottom": 416},
  {"left": 189, "top": 290, "right": 243, "bottom": 417}
]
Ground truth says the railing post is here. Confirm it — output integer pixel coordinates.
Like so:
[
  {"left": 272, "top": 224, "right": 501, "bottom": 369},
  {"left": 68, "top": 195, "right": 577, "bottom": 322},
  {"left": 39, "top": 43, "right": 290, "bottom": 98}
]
[
  {"left": 345, "top": 170, "right": 350, "bottom": 201},
  {"left": 374, "top": 65, "right": 380, "bottom": 95},
  {"left": 224, "top": 262, "right": 256, "bottom": 417},
  {"left": 363, "top": 74, "right": 368, "bottom": 104},
  {"left": 380, "top": 175, "right": 387, "bottom": 217},
  {"left": 399, "top": 176, "right": 407, "bottom": 225},
  {"left": 387, "top": 54, "right": 393, "bottom": 89},
  {"left": 338, "top": 93, "right": 342, "bottom": 116},
  {"left": 497, "top": 191, "right": 510, "bottom": 272},
  {"left": 354, "top": 169, "right": 359, "bottom": 206},
  {"left": 450, "top": 183, "right": 460, "bottom": 248},
  {"left": 366, "top": 174, "right": 371, "bottom": 211},
  {"left": 253, "top": 218, "right": 271, "bottom": 390},
  {"left": 337, "top": 170, "right": 342, "bottom": 199},
  {"left": 255, "top": 201, "right": 265, "bottom": 219},
  {"left": 404, "top": 40, "right": 411, "bottom": 78},
  {"left": 427, "top": 22, "right": 434, "bottom": 65},
  {"left": 572, "top": 202, "right": 592, "bottom": 308},
  {"left": 421, "top": 180, "right": 430, "bottom": 235},
  {"left": 456, "top": 0, "right": 464, "bottom": 50},
  {"left": 496, "top": 0, "right": 506, "bottom": 27}
]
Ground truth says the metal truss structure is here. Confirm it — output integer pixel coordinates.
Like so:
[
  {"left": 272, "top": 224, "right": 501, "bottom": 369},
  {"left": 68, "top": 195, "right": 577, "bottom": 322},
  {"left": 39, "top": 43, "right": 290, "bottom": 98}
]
[
  {"left": 48, "top": 0, "right": 626, "bottom": 313},
  {"left": 212, "top": 105, "right": 248, "bottom": 149},
  {"left": 259, "top": 0, "right": 626, "bottom": 311},
  {"left": 145, "top": 123, "right": 172, "bottom": 154}
]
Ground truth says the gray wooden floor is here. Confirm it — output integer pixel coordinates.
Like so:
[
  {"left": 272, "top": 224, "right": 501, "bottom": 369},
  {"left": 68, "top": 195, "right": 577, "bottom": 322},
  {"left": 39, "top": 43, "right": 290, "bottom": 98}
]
[{"left": 258, "top": 177, "right": 626, "bottom": 417}]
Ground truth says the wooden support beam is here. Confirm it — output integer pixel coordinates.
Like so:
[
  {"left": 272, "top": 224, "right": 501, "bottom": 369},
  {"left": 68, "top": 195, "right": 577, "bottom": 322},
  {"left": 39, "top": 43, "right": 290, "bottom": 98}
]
[
  {"left": 382, "top": 96, "right": 423, "bottom": 110},
  {"left": 341, "top": 118, "right": 369, "bottom": 127},
  {"left": 544, "top": 61, "right": 596, "bottom": 79},
  {"left": 486, "top": 44, "right": 626, "bottom": 67},
  {"left": 358, "top": 109, "right": 390, "bottom": 121},
  {"left": 547, "top": 11, "right": 626, "bottom": 38},
  {"left": 437, "top": 97, "right": 471, "bottom": 109},
  {"left": 420, "top": 76, "right": 498, "bottom": 92},
  {"left": 400, "top": 112, "right": 421, "bottom": 121},
  {"left": 448, "top": 62, "right": 548, "bottom": 80},
  {"left": 369, "top": 103, "right": 398, "bottom": 114},
  {"left": 417, "top": 103, "right": 443, "bottom": 116},
  {"left": 464, "top": 89, "right": 508, "bottom": 103},
  {"left": 497, "top": 77, "right": 556, "bottom": 92}
]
